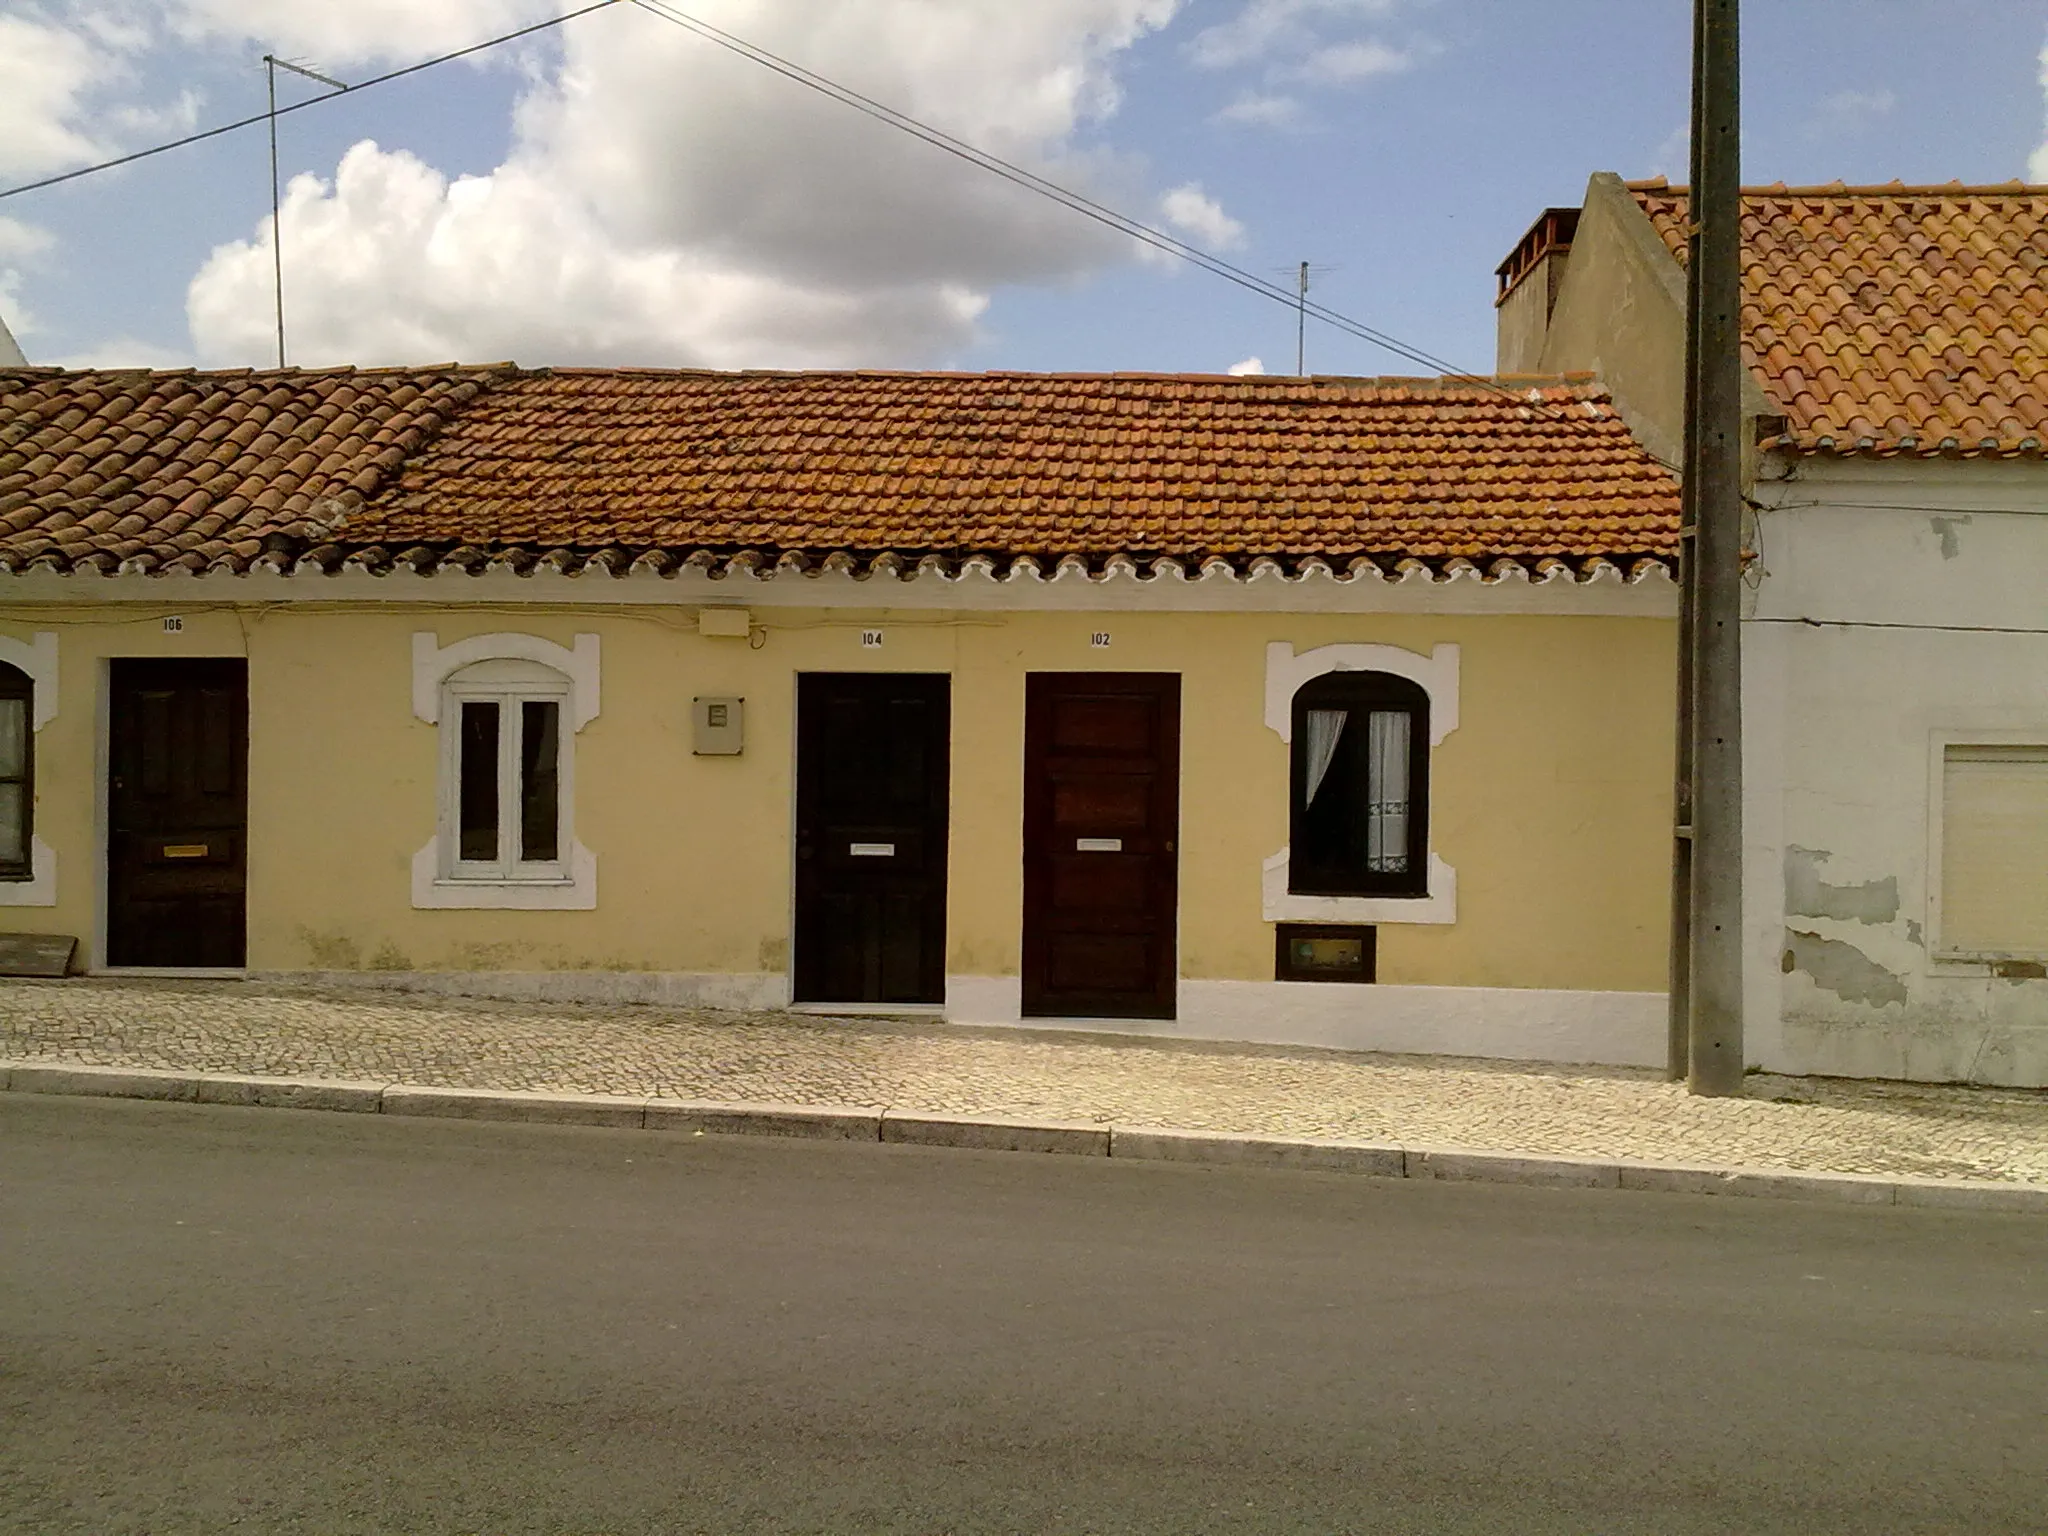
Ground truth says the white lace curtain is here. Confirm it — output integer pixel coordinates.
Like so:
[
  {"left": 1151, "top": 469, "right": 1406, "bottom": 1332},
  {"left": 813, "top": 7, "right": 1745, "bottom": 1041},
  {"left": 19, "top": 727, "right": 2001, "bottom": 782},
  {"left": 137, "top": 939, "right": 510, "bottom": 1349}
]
[
  {"left": 1302, "top": 709, "right": 1346, "bottom": 804},
  {"left": 1365, "top": 709, "right": 1410, "bottom": 871}
]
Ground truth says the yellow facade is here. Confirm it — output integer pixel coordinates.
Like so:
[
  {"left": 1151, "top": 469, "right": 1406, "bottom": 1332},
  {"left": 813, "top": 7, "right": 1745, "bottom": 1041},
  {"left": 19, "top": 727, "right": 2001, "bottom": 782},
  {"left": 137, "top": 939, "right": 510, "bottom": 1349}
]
[{"left": 4, "top": 600, "right": 1673, "bottom": 993}]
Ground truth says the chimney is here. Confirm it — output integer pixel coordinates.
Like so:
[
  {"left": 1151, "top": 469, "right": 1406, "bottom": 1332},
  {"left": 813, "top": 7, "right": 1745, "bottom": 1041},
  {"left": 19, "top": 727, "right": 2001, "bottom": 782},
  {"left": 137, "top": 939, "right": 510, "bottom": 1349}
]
[{"left": 1494, "top": 207, "right": 1579, "bottom": 373}]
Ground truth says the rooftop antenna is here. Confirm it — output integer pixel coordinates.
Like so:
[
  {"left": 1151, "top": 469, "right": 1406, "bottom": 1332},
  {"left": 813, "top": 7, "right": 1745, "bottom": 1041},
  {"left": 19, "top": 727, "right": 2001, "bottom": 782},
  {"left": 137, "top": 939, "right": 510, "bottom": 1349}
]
[
  {"left": 263, "top": 54, "right": 348, "bottom": 369},
  {"left": 1274, "top": 261, "right": 1339, "bottom": 375}
]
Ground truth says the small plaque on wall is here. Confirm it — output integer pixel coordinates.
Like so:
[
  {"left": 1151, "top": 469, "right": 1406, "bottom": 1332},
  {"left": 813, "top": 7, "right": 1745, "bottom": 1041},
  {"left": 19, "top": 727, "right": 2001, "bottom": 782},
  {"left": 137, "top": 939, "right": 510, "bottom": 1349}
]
[{"left": 1275, "top": 923, "right": 1375, "bottom": 984}]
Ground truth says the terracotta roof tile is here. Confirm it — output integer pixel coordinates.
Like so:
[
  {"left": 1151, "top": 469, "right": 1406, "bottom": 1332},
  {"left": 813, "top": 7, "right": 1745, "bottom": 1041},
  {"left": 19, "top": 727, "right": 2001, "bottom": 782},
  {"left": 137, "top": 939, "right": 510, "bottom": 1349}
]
[
  {"left": 1630, "top": 178, "right": 2048, "bottom": 456},
  {"left": 1, "top": 365, "right": 1678, "bottom": 579}
]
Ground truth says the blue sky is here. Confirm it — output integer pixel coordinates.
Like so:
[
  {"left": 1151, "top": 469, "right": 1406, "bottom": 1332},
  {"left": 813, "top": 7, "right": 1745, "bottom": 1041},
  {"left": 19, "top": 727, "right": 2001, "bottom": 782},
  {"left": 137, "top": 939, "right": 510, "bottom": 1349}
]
[{"left": 3, "top": 0, "right": 2045, "bottom": 378}]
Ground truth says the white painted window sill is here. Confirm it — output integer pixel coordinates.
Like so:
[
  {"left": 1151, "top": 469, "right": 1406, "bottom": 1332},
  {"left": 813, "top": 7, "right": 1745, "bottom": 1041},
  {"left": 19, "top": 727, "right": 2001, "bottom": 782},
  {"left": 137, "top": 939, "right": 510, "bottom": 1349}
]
[
  {"left": 0, "top": 837, "right": 58, "bottom": 907},
  {"left": 1262, "top": 847, "right": 1456, "bottom": 925},
  {"left": 411, "top": 838, "right": 597, "bottom": 910}
]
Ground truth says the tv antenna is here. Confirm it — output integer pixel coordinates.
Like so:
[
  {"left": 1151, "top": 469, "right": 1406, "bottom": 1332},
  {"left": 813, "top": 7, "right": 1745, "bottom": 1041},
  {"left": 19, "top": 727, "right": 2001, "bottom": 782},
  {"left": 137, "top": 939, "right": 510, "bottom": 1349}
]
[
  {"left": 1274, "top": 261, "right": 1340, "bottom": 375},
  {"left": 263, "top": 54, "right": 348, "bottom": 368}
]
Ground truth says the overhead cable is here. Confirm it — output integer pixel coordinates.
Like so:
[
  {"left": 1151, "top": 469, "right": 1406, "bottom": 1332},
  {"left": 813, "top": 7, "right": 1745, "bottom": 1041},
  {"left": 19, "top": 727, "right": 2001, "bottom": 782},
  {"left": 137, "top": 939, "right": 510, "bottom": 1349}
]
[{"left": 0, "top": 0, "right": 627, "bottom": 202}]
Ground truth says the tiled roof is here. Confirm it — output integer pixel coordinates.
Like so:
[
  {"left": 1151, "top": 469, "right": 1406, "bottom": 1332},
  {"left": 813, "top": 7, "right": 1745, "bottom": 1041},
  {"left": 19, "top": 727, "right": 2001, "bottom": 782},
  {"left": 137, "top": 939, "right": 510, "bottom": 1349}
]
[
  {"left": 0, "top": 366, "right": 504, "bottom": 573},
  {"left": 1630, "top": 178, "right": 2048, "bottom": 456},
  {"left": 1, "top": 365, "right": 1679, "bottom": 581}
]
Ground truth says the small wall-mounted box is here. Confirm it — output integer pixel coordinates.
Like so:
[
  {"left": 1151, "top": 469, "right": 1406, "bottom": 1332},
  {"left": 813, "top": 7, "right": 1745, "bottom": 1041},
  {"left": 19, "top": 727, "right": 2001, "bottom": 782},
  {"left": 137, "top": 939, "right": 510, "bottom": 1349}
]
[
  {"left": 693, "top": 696, "right": 744, "bottom": 755},
  {"left": 697, "top": 607, "right": 750, "bottom": 639}
]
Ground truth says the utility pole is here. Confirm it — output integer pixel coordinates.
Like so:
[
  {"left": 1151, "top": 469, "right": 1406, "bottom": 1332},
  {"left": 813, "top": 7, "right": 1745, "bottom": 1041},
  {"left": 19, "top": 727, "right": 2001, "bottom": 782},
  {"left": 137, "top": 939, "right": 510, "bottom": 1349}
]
[
  {"left": 1678, "top": 0, "right": 1745, "bottom": 1095},
  {"left": 264, "top": 54, "right": 347, "bottom": 370}
]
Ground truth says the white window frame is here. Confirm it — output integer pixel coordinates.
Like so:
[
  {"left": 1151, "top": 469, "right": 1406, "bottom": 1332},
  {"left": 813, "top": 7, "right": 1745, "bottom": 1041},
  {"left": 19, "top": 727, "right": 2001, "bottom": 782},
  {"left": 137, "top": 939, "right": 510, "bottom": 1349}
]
[
  {"left": 0, "top": 631, "right": 58, "bottom": 907},
  {"left": 1262, "top": 641, "right": 1459, "bottom": 925},
  {"left": 410, "top": 633, "right": 599, "bottom": 910},
  {"left": 441, "top": 660, "right": 574, "bottom": 884}
]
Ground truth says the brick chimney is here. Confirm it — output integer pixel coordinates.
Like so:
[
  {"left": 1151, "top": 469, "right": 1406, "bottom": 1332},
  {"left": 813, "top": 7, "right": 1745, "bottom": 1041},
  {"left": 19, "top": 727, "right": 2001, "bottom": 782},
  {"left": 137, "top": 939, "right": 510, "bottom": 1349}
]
[{"left": 1494, "top": 207, "right": 1579, "bottom": 373}]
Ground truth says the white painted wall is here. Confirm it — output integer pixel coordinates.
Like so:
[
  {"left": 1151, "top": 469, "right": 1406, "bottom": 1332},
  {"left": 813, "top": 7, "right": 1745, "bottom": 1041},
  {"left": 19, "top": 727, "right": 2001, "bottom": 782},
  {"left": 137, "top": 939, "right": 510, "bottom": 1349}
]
[{"left": 1745, "top": 457, "right": 2048, "bottom": 1084}]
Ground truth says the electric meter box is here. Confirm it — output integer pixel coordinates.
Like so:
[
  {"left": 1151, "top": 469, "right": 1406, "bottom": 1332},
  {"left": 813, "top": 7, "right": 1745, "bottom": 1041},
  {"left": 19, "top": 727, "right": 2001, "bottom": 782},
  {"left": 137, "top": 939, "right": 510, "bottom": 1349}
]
[{"left": 692, "top": 696, "right": 744, "bottom": 755}]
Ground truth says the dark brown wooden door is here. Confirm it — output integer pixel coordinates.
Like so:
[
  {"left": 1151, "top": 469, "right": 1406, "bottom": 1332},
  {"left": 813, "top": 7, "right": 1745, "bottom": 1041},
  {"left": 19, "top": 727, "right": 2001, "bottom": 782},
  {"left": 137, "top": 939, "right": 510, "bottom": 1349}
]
[
  {"left": 794, "top": 674, "right": 950, "bottom": 1005},
  {"left": 1022, "top": 673, "right": 1180, "bottom": 1019},
  {"left": 107, "top": 659, "right": 249, "bottom": 968}
]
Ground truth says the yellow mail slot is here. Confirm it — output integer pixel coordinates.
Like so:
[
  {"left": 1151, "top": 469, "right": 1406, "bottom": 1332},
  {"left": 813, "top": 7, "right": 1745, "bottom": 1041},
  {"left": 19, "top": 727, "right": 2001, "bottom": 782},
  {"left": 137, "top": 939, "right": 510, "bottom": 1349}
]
[{"left": 162, "top": 844, "right": 211, "bottom": 859}]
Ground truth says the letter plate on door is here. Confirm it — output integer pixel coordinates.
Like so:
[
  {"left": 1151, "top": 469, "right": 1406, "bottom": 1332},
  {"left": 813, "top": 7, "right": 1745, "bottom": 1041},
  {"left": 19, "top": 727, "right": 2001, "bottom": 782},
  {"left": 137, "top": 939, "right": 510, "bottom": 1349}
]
[
  {"left": 850, "top": 842, "right": 895, "bottom": 857},
  {"left": 1075, "top": 837, "right": 1122, "bottom": 852}
]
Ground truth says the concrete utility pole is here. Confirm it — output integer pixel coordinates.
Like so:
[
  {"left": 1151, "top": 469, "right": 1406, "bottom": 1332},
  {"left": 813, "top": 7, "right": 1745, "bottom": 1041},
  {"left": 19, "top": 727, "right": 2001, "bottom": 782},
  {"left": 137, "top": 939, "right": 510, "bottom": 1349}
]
[{"left": 1674, "top": 0, "right": 1745, "bottom": 1095}]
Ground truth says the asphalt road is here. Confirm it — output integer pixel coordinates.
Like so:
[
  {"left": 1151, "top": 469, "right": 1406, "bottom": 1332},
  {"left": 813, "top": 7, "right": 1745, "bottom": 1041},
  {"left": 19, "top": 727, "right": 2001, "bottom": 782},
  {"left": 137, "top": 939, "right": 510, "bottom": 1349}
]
[{"left": 2, "top": 1095, "right": 2044, "bottom": 1536}]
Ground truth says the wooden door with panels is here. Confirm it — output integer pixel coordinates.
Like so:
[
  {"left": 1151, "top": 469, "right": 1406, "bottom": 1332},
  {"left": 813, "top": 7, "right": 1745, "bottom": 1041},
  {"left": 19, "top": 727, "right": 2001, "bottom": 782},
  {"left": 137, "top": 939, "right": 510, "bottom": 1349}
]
[
  {"left": 106, "top": 658, "right": 249, "bottom": 968},
  {"left": 793, "top": 673, "right": 951, "bottom": 1005},
  {"left": 1021, "top": 673, "right": 1180, "bottom": 1019}
]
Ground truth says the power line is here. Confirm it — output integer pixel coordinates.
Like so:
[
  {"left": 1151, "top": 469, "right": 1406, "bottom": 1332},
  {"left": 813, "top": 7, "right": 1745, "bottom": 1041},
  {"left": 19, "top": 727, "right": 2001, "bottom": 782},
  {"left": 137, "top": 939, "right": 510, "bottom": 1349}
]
[
  {"left": 628, "top": 0, "right": 1482, "bottom": 382},
  {"left": 0, "top": 0, "right": 1670, "bottom": 471},
  {"left": 0, "top": 0, "right": 626, "bottom": 203},
  {"left": 624, "top": 0, "right": 1675, "bottom": 464}
]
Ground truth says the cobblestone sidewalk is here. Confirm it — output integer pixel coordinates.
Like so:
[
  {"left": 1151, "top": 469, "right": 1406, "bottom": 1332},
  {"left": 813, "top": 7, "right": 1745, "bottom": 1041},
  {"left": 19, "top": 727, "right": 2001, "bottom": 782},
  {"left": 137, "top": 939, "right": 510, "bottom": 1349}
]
[{"left": 4, "top": 977, "right": 2047, "bottom": 1185}]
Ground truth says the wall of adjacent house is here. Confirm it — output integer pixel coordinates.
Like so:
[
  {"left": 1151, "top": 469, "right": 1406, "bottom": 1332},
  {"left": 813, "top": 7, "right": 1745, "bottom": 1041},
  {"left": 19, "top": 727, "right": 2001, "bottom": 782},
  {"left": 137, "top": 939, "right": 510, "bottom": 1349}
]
[
  {"left": 0, "top": 598, "right": 1676, "bottom": 1061},
  {"left": 1745, "top": 456, "right": 2048, "bottom": 1086}
]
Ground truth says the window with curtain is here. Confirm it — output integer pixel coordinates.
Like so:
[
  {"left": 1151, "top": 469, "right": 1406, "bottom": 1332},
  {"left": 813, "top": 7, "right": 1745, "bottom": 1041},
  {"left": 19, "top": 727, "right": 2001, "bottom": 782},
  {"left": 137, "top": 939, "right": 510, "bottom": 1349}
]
[
  {"left": 1288, "top": 670, "right": 1429, "bottom": 897},
  {"left": 0, "top": 663, "right": 30, "bottom": 881},
  {"left": 441, "top": 658, "right": 571, "bottom": 882}
]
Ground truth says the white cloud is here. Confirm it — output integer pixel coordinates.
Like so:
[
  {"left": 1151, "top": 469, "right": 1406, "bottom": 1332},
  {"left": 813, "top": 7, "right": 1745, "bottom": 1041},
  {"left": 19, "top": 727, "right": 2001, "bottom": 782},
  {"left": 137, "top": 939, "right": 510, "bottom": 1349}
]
[
  {"left": 1294, "top": 39, "right": 1410, "bottom": 83},
  {"left": 1215, "top": 92, "right": 1300, "bottom": 128},
  {"left": 51, "top": 336, "right": 190, "bottom": 370},
  {"left": 168, "top": 0, "right": 559, "bottom": 69},
  {"left": 1188, "top": 0, "right": 1395, "bottom": 70},
  {"left": 1814, "top": 87, "right": 1897, "bottom": 134},
  {"left": 2030, "top": 39, "right": 2048, "bottom": 182},
  {"left": 1645, "top": 122, "right": 1688, "bottom": 183},
  {"left": 1159, "top": 183, "right": 1246, "bottom": 250},
  {"left": 0, "top": 13, "right": 118, "bottom": 179},
  {"left": 0, "top": 216, "right": 55, "bottom": 343},
  {"left": 1227, "top": 355, "right": 1264, "bottom": 375},
  {"left": 186, "top": 0, "right": 1190, "bottom": 368},
  {"left": 1186, "top": 0, "right": 1415, "bottom": 130}
]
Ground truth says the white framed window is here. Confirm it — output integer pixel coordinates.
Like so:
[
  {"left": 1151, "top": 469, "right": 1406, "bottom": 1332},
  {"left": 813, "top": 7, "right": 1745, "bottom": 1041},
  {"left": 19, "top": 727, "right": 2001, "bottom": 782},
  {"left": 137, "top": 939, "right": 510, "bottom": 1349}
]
[
  {"left": 441, "top": 658, "right": 571, "bottom": 883},
  {"left": 410, "top": 632, "right": 599, "bottom": 911},
  {"left": 0, "top": 631, "right": 57, "bottom": 907},
  {"left": 1262, "top": 641, "right": 1459, "bottom": 925}
]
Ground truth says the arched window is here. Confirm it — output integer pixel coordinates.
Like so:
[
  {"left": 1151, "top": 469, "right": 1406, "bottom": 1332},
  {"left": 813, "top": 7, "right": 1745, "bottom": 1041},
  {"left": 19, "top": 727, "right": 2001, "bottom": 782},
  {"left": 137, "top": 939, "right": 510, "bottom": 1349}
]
[
  {"left": 439, "top": 657, "right": 572, "bottom": 883},
  {"left": 0, "top": 662, "right": 29, "bottom": 881},
  {"left": 1288, "top": 670, "right": 1429, "bottom": 897}
]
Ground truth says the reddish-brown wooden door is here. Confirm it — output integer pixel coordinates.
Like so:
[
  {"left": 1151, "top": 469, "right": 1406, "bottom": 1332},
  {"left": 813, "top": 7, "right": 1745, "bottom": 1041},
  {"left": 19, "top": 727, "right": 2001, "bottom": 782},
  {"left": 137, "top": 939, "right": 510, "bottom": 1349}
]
[
  {"left": 1022, "top": 673, "right": 1180, "bottom": 1019},
  {"left": 106, "top": 658, "right": 249, "bottom": 968},
  {"left": 793, "top": 673, "right": 951, "bottom": 1005}
]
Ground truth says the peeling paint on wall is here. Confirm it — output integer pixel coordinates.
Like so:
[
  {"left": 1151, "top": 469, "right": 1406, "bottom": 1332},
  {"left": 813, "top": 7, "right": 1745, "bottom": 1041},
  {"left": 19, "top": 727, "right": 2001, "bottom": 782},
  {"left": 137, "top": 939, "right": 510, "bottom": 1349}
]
[
  {"left": 1783, "top": 927, "right": 1908, "bottom": 1008},
  {"left": 1929, "top": 514, "right": 1971, "bottom": 559},
  {"left": 1784, "top": 845, "right": 1900, "bottom": 926},
  {"left": 1905, "top": 919, "right": 1923, "bottom": 947}
]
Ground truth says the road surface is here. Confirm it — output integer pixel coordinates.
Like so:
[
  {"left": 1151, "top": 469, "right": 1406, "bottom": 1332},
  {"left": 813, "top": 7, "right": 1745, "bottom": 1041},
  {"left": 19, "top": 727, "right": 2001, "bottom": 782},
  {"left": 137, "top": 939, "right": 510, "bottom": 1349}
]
[{"left": 2, "top": 1094, "right": 2044, "bottom": 1534}]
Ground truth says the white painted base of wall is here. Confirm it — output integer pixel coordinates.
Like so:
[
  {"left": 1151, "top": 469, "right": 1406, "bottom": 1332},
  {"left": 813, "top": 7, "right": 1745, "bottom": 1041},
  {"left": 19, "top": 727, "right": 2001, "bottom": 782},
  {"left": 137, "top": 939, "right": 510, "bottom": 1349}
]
[
  {"left": 945, "top": 975, "right": 1665, "bottom": 1068},
  {"left": 251, "top": 969, "right": 791, "bottom": 1010},
  {"left": 243, "top": 969, "right": 1664, "bottom": 1069}
]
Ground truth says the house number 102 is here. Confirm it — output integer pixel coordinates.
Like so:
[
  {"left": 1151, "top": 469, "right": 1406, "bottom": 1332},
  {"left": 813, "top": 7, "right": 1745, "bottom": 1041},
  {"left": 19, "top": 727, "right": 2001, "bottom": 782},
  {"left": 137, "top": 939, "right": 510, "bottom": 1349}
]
[{"left": 1089, "top": 632, "right": 1111, "bottom": 648}]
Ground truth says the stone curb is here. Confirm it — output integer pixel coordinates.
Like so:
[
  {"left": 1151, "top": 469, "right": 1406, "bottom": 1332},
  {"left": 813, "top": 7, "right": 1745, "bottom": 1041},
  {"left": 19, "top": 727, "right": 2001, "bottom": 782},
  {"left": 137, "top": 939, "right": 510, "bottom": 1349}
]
[{"left": 4, "top": 1060, "right": 2045, "bottom": 1215}]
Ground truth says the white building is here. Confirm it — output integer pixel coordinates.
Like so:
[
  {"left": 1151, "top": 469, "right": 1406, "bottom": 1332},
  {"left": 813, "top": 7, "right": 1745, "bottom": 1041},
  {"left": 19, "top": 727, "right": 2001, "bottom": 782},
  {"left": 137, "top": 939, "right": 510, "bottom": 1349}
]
[{"left": 1498, "top": 174, "right": 2048, "bottom": 1085}]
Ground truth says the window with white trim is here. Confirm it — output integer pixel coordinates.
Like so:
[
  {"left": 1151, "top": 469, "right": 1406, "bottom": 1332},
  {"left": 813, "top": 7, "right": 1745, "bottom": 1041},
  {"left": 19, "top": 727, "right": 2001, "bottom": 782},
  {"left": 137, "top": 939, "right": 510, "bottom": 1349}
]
[
  {"left": 440, "top": 658, "right": 572, "bottom": 883},
  {"left": 0, "top": 662, "right": 31, "bottom": 881},
  {"left": 1288, "top": 669, "right": 1430, "bottom": 897}
]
